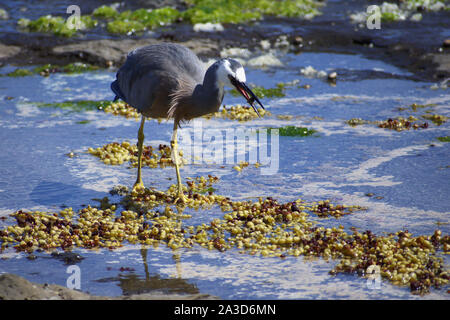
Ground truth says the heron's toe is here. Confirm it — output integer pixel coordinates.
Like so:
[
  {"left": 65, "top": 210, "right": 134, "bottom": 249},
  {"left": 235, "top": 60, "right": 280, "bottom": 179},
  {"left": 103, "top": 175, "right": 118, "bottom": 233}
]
[
  {"left": 132, "top": 181, "right": 145, "bottom": 193},
  {"left": 174, "top": 193, "right": 187, "bottom": 205}
]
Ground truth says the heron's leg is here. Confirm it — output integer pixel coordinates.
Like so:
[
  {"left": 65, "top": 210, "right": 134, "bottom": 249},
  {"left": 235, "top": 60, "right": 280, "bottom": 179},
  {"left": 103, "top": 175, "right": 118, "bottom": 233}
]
[
  {"left": 171, "top": 122, "right": 186, "bottom": 204},
  {"left": 133, "top": 115, "right": 146, "bottom": 190}
]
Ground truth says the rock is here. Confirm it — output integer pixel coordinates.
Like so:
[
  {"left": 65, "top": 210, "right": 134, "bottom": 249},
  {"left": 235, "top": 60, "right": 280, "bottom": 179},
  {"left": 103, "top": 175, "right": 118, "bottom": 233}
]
[
  {"left": 300, "top": 66, "right": 327, "bottom": 78},
  {"left": 0, "top": 43, "right": 21, "bottom": 60},
  {"left": 259, "top": 40, "right": 271, "bottom": 51},
  {"left": 52, "top": 39, "right": 219, "bottom": 67},
  {"left": 220, "top": 47, "right": 251, "bottom": 59},
  {"left": 410, "top": 13, "right": 422, "bottom": 22},
  {"left": 52, "top": 39, "right": 159, "bottom": 67},
  {"left": 292, "top": 36, "right": 303, "bottom": 45},
  {"left": 50, "top": 251, "right": 84, "bottom": 264},
  {"left": 0, "top": 273, "right": 219, "bottom": 300},
  {"left": 428, "top": 53, "right": 450, "bottom": 74},
  {"left": 327, "top": 72, "right": 337, "bottom": 81},
  {"left": 274, "top": 35, "right": 289, "bottom": 48},
  {"left": 0, "top": 8, "right": 9, "bottom": 20},
  {"left": 0, "top": 273, "right": 90, "bottom": 300},
  {"left": 247, "top": 53, "right": 283, "bottom": 68},
  {"left": 193, "top": 23, "right": 224, "bottom": 32}
]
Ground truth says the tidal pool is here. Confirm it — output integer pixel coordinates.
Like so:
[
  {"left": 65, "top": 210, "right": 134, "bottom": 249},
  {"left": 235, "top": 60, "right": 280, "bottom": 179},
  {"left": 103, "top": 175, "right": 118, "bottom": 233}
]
[{"left": 0, "top": 50, "right": 448, "bottom": 299}]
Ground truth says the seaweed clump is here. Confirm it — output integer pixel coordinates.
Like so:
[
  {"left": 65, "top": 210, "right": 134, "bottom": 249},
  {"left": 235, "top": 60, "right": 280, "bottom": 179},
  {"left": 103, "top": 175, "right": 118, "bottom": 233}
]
[
  {"left": 421, "top": 114, "right": 448, "bottom": 126},
  {"left": 346, "top": 117, "right": 430, "bottom": 131},
  {"left": 203, "top": 105, "right": 270, "bottom": 121},
  {"left": 378, "top": 117, "right": 429, "bottom": 131},
  {"left": 88, "top": 141, "right": 181, "bottom": 168},
  {"left": 0, "top": 179, "right": 447, "bottom": 294}
]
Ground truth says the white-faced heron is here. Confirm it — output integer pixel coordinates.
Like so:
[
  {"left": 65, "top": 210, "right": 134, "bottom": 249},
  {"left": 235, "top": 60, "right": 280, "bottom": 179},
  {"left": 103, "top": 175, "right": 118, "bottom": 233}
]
[{"left": 111, "top": 42, "right": 264, "bottom": 203}]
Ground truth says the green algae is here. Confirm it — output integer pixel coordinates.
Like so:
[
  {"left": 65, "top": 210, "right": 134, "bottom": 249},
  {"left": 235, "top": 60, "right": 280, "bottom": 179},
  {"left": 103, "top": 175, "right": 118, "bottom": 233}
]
[
  {"left": 183, "top": 0, "right": 321, "bottom": 24},
  {"left": 125, "top": 7, "right": 180, "bottom": 28},
  {"left": 278, "top": 126, "right": 316, "bottom": 137},
  {"left": 76, "top": 120, "right": 92, "bottom": 125},
  {"left": 6, "top": 68, "right": 33, "bottom": 77},
  {"left": 381, "top": 11, "right": 399, "bottom": 22},
  {"left": 436, "top": 136, "right": 450, "bottom": 142},
  {"left": 3, "top": 63, "right": 101, "bottom": 78},
  {"left": 33, "top": 64, "right": 60, "bottom": 75},
  {"left": 61, "top": 63, "right": 100, "bottom": 73},
  {"left": 36, "top": 100, "right": 110, "bottom": 112},
  {"left": 183, "top": 0, "right": 260, "bottom": 24},
  {"left": 251, "top": 83, "right": 287, "bottom": 98},
  {"left": 265, "top": 126, "right": 317, "bottom": 137},
  {"left": 34, "top": 63, "right": 99, "bottom": 75},
  {"left": 18, "top": 15, "right": 97, "bottom": 37},
  {"left": 230, "top": 82, "right": 288, "bottom": 98},
  {"left": 20, "top": 1, "right": 323, "bottom": 37},
  {"left": 106, "top": 20, "right": 146, "bottom": 34},
  {"left": 106, "top": 7, "right": 181, "bottom": 34},
  {"left": 92, "top": 5, "right": 119, "bottom": 19}
]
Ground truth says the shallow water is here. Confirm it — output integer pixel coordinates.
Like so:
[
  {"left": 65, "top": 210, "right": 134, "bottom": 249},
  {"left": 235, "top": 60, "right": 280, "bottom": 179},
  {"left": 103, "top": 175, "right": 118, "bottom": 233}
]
[{"left": 0, "top": 50, "right": 449, "bottom": 299}]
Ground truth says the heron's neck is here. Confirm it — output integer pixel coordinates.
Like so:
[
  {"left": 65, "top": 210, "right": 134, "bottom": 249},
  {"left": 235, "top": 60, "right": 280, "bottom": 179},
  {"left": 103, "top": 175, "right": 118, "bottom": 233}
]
[{"left": 193, "top": 68, "right": 225, "bottom": 115}]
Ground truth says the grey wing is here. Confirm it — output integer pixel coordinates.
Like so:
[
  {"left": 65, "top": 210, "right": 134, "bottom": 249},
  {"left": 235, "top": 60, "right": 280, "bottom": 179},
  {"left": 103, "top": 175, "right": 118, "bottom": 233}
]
[
  {"left": 113, "top": 53, "right": 161, "bottom": 115},
  {"left": 111, "top": 43, "right": 206, "bottom": 116},
  {"left": 167, "top": 43, "right": 206, "bottom": 83}
]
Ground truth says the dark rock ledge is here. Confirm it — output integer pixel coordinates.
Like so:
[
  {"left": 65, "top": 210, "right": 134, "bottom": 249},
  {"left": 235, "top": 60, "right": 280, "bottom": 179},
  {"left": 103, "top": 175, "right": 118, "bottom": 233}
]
[{"left": 0, "top": 273, "right": 218, "bottom": 300}]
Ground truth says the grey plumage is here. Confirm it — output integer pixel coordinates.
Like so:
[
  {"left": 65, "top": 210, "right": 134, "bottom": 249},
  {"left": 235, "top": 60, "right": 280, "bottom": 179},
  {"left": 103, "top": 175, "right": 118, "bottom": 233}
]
[{"left": 112, "top": 43, "right": 214, "bottom": 122}]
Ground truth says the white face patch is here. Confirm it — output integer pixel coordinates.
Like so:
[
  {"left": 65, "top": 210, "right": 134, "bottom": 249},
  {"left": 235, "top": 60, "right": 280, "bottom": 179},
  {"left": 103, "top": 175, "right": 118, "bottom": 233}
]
[
  {"left": 215, "top": 59, "right": 246, "bottom": 88},
  {"left": 235, "top": 67, "right": 246, "bottom": 82}
]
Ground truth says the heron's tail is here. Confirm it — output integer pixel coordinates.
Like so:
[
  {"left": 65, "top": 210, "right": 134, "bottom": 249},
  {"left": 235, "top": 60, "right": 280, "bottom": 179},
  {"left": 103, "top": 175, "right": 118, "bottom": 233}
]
[{"left": 111, "top": 80, "right": 125, "bottom": 102}]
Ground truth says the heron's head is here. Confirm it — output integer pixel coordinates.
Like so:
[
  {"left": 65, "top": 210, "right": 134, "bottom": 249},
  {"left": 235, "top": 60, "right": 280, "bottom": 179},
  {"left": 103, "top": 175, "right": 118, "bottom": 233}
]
[{"left": 215, "top": 58, "right": 265, "bottom": 116}]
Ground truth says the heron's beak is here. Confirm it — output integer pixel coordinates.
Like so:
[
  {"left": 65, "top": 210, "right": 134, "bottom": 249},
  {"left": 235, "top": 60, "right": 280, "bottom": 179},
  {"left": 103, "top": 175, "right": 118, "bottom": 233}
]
[{"left": 230, "top": 76, "right": 265, "bottom": 117}]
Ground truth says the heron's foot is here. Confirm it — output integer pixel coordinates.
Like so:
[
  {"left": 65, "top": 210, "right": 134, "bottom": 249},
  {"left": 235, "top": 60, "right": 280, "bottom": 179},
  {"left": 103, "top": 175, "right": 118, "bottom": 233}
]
[
  {"left": 132, "top": 180, "right": 145, "bottom": 193},
  {"left": 174, "top": 191, "right": 186, "bottom": 205}
]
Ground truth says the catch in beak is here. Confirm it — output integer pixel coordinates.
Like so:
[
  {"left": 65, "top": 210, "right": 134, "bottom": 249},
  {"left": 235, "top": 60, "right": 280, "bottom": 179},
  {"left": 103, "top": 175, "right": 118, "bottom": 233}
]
[{"left": 229, "top": 75, "right": 265, "bottom": 117}]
